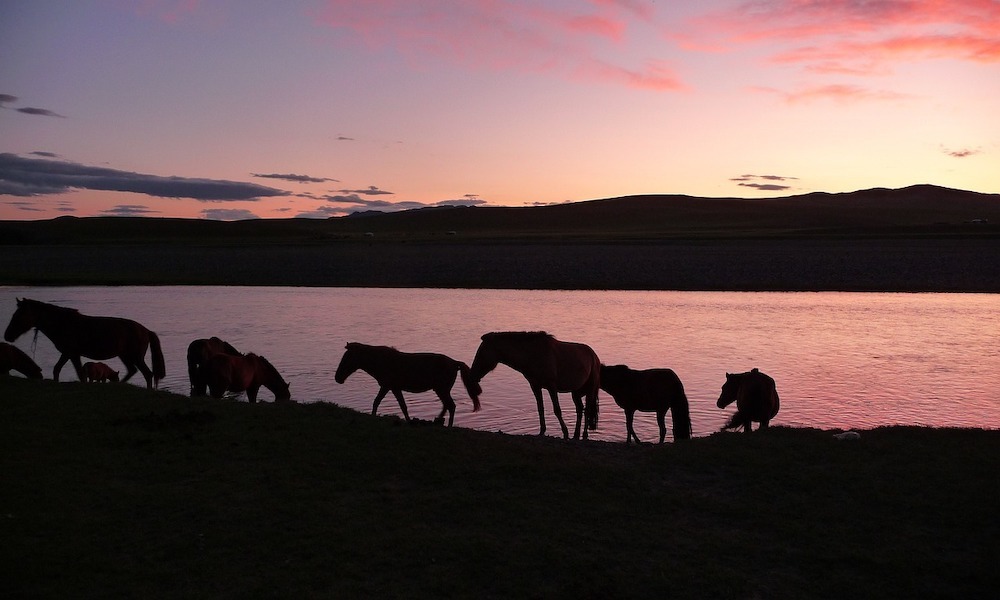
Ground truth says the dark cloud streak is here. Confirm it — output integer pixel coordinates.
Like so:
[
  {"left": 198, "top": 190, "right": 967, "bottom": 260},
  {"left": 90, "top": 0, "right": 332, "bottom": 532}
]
[
  {"left": 0, "top": 153, "right": 289, "bottom": 201},
  {"left": 252, "top": 172, "right": 339, "bottom": 184}
]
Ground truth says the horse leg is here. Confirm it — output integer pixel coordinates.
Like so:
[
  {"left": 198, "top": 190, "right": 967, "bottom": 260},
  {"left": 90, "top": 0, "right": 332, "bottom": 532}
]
[
  {"left": 391, "top": 389, "right": 411, "bottom": 422},
  {"left": 133, "top": 359, "right": 154, "bottom": 389},
  {"left": 625, "top": 410, "right": 640, "bottom": 444},
  {"left": 371, "top": 387, "right": 390, "bottom": 416},
  {"left": 53, "top": 354, "right": 72, "bottom": 382},
  {"left": 119, "top": 360, "right": 140, "bottom": 385},
  {"left": 760, "top": 419, "right": 770, "bottom": 430},
  {"left": 656, "top": 411, "right": 667, "bottom": 444},
  {"left": 531, "top": 385, "right": 547, "bottom": 436},
  {"left": 435, "top": 390, "right": 457, "bottom": 427},
  {"left": 247, "top": 385, "right": 260, "bottom": 403},
  {"left": 571, "top": 391, "right": 585, "bottom": 440},
  {"left": 69, "top": 356, "right": 86, "bottom": 382},
  {"left": 548, "top": 388, "right": 570, "bottom": 440}
]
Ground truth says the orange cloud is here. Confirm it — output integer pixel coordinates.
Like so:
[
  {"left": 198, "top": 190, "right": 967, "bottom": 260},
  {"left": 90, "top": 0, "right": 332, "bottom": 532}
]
[
  {"left": 313, "top": 0, "right": 685, "bottom": 92},
  {"left": 752, "top": 84, "right": 913, "bottom": 104}
]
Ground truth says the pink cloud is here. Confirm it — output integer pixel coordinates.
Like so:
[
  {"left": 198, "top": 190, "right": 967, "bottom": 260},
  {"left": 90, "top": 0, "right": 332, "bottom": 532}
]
[
  {"left": 312, "top": 0, "right": 685, "bottom": 91},
  {"left": 752, "top": 84, "right": 913, "bottom": 104},
  {"left": 688, "top": 0, "right": 1000, "bottom": 72}
]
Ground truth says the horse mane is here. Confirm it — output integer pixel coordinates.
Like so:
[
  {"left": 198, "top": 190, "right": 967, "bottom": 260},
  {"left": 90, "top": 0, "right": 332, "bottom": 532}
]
[
  {"left": 21, "top": 298, "right": 80, "bottom": 315},
  {"left": 481, "top": 331, "right": 554, "bottom": 342}
]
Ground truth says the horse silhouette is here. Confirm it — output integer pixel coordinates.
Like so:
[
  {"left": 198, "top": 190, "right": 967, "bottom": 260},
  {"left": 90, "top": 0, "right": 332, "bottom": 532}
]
[
  {"left": 470, "top": 331, "right": 600, "bottom": 439},
  {"left": 3, "top": 298, "right": 165, "bottom": 388},
  {"left": 717, "top": 368, "right": 780, "bottom": 432},
  {"left": 202, "top": 352, "right": 290, "bottom": 403},
  {"left": 335, "top": 342, "right": 481, "bottom": 426},
  {"left": 0, "top": 342, "right": 43, "bottom": 379},
  {"left": 187, "top": 337, "right": 242, "bottom": 396},
  {"left": 82, "top": 361, "right": 120, "bottom": 383},
  {"left": 599, "top": 364, "right": 691, "bottom": 444}
]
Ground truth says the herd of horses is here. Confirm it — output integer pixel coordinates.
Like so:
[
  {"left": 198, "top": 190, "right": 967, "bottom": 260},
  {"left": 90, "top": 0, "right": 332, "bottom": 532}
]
[{"left": 2, "top": 297, "right": 781, "bottom": 443}]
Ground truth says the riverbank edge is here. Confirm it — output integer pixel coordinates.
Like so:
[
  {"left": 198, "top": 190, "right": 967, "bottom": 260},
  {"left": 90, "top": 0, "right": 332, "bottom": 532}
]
[{"left": 1, "top": 377, "right": 996, "bottom": 599}]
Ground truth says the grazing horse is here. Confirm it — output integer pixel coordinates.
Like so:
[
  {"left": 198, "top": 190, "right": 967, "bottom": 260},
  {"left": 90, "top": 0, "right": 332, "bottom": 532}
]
[
  {"left": 82, "top": 361, "right": 120, "bottom": 383},
  {"left": 335, "top": 342, "right": 481, "bottom": 426},
  {"left": 717, "top": 368, "right": 780, "bottom": 433},
  {"left": 202, "top": 352, "right": 290, "bottom": 403},
  {"left": 470, "top": 331, "right": 600, "bottom": 440},
  {"left": 0, "top": 342, "right": 43, "bottom": 379},
  {"left": 3, "top": 298, "right": 165, "bottom": 389},
  {"left": 187, "top": 337, "right": 242, "bottom": 396},
  {"left": 599, "top": 364, "right": 691, "bottom": 444}
]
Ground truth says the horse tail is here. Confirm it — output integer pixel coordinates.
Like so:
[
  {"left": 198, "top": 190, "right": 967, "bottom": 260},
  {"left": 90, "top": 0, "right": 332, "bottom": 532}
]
[
  {"left": 585, "top": 358, "right": 600, "bottom": 430},
  {"left": 672, "top": 388, "right": 692, "bottom": 440},
  {"left": 458, "top": 362, "right": 482, "bottom": 412},
  {"left": 149, "top": 330, "right": 166, "bottom": 386},
  {"left": 721, "top": 410, "right": 747, "bottom": 431}
]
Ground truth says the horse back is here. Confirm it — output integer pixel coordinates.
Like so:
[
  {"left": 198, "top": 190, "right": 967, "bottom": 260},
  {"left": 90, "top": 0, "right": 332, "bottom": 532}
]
[
  {"left": 56, "top": 314, "right": 152, "bottom": 359},
  {"left": 737, "top": 371, "right": 779, "bottom": 419},
  {"left": 602, "top": 366, "right": 682, "bottom": 412},
  {"left": 378, "top": 350, "right": 460, "bottom": 392},
  {"left": 551, "top": 340, "right": 601, "bottom": 391}
]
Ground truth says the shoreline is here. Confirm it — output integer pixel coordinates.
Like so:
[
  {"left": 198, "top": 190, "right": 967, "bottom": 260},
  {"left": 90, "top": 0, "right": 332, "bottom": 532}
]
[{"left": 2, "top": 238, "right": 1000, "bottom": 292}]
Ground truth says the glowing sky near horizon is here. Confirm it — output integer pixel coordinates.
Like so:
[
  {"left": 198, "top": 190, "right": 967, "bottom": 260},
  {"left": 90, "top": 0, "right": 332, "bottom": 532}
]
[{"left": 1, "top": 0, "right": 998, "bottom": 220}]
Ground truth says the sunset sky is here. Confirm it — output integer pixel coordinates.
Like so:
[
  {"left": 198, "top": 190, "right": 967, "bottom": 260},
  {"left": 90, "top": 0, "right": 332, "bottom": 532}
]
[{"left": 2, "top": 0, "right": 998, "bottom": 220}]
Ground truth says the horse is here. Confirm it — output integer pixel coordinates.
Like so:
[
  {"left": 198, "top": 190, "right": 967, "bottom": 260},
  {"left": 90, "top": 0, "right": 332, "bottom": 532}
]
[
  {"left": 0, "top": 342, "right": 43, "bottom": 379},
  {"left": 82, "top": 361, "right": 120, "bottom": 383},
  {"left": 3, "top": 298, "right": 165, "bottom": 389},
  {"left": 187, "top": 337, "right": 242, "bottom": 396},
  {"left": 470, "top": 331, "right": 600, "bottom": 440},
  {"left": 599, "top": 364, "right": 691, "bottom": 444},
  {"left": 202, "top": 352, "right": 291, "bottom": 403},
  {"left": 716, "top": 368, "right": 780, "bottom": 433},
  {"left": 334, "top": 342, "right": 481, "bottom": 427}
]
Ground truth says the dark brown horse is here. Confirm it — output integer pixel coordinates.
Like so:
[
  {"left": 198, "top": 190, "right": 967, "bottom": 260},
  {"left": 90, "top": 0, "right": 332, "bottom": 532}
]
[
  {"left": 470, "top": 331, "right": 600, "bottom": 439},
  {"left": 599, "top": 364, "right": 691, "bottom": 444},
  {"left": 335, "top": 342, "right": 481, "bottom": 426},
  {"left": 0, "top": 342, "right": 43, "bottom": 379},
  {"left": 717, "top": 368, "right": 780, "bottom": 433},
  {"left": 82, "top": 361, "right": 120, "bottom": 383},
  {"left": 187, "top": 337, "right": 242, "bottom": 396},
  {"left": 203, "top": 352, "right": 290, "bottom": 403},
  {"left": 3, "top": 298, "right": 165, "bottom": 388}
]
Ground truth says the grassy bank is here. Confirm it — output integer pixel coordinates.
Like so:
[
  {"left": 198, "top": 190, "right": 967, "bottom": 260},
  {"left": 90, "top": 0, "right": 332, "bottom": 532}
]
[{"left": 2, "top": 377, "right": 996, "bottom": 599}]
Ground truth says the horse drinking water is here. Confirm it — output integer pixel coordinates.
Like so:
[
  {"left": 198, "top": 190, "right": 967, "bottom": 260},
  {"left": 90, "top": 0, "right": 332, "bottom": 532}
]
[
  {"left": 334, "top": 342, "right": 481, "bottom": 426},
  {"left": 599, "top": 364, "right": 691, "bottom": 444},
  {"left": 470, "top": 331, "right": 600, "bottom": 440},
  {"left": 0, "top": 342, "right": 43, "bottom": 379},
  {"left": 187, "top": 337, "right": 242, "bottom": 396},
  {"left": 202, "top": 352, "right": 291, "bottom": 403},
  {"left": 3, "top": 298, "right": 165, "bottom": 388},
  {"left": 716, "top": 368, "right": 780, "bottom": 433},
  {"left": 82, "top": 361, "right": 120, "bottom": 383}
]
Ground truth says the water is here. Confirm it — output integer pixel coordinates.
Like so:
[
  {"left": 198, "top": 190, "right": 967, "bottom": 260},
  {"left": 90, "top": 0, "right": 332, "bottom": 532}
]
[{"left": 2, "top": 286, "right": 997, "bottom": 441}]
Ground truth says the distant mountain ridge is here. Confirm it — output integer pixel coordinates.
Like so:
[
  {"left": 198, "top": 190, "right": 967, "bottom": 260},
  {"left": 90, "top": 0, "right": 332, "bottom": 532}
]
[{"left": 1, "top": 184, "right": 997, "bottom": 244}]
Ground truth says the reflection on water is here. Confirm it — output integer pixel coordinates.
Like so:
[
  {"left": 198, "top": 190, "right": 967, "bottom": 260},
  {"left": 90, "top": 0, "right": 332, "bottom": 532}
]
[{"left": 2, "top": 286, "right": 997, "bottom": 441}]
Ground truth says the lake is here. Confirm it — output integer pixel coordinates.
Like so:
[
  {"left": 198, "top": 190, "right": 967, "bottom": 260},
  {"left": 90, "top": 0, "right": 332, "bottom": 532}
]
[{"left": 2, "top": 286, "right": 997, "bottom": 441}]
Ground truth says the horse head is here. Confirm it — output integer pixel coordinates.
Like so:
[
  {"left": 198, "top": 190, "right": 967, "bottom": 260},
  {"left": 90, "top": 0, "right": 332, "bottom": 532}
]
[
  {"left": 717, "top": 372, "right": 741, "bottom": 408},
  {"left": 4, "top": 298, "right": 36, "bottom": 342},
  {"left": 335, "top": 342, "right": 363, "bottom": 384},
  {"left": 469, "top": 334, "right": 504, "bottom": 382}
]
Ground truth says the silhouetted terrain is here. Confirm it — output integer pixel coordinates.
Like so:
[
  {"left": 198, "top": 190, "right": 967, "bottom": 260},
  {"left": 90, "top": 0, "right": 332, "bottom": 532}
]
[{"left": 1, "top": 185, "right": 998, "bottom": 290}]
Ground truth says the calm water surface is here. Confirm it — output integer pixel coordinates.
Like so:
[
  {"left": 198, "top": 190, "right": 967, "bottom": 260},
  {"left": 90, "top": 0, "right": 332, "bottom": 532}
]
[{"left": 2, "top": 286, "right": 997, "bottom": 441}]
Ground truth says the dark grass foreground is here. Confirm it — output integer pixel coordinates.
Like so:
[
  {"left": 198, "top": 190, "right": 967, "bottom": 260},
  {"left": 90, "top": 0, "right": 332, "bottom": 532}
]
[{"left": 2, "top": 378, "right": 997, "bottom": 599}]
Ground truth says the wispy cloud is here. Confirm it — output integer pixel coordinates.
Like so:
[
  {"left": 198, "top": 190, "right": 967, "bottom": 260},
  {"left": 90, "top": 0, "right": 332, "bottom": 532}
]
[
  {"left": 731, "top": 173, "right": 798, "bottom": 192},
  {"left": 201, "top": 208, "right": 260, "bottom": 220},
  {"left": 0, "top": 93, "right": 66, "bottom": 117},
  {"left": 942, "top": 146, "right": 981, "bottom": 158},
  {"left": 253, "top": 172, "right": 339, "bottom": 184},
  {"left": 103, "top": 204, "right": 161, "bottom": 216},
  {"left": 296, "top": 192, "right": 487, "bottom": 218},
  {"left": 752, "top": 83, "right": 912, "bottom": 104},
  {"left": 336, "top": 185, "right": 393, "bottom": 196},
  {"left": 0, "top": 153, "right": 289, "bottom": 201},
  {"left": 690, "top": 0, "right": 1000, "bottom": 74},
  {"left": 313, "top": 0, "right": 685, "bottom": 91}
]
